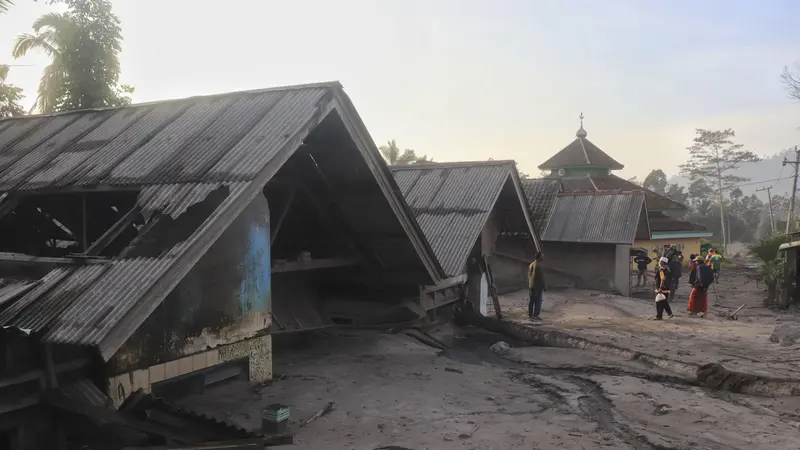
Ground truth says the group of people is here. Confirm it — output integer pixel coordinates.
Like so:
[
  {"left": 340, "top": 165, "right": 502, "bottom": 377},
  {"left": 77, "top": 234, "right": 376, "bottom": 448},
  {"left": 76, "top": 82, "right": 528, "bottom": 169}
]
[
  {"left": 646, "top": 246, "right": 721, "bottom": 320},
  {"left": 526, "top": 246, "right": 722, "bottom": 322}
]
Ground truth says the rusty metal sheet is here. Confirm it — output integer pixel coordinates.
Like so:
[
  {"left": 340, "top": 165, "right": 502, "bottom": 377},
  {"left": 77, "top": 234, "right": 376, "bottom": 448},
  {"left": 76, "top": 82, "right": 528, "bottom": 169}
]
[{"left": 542, "top": 192, "right": 645, "bottom": 244}]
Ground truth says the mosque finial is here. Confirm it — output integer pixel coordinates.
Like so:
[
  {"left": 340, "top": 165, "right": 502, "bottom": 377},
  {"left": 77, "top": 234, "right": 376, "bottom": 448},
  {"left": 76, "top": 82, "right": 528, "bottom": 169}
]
[{"left": 576, "top": 112, "right": 587, "bottom": 138}]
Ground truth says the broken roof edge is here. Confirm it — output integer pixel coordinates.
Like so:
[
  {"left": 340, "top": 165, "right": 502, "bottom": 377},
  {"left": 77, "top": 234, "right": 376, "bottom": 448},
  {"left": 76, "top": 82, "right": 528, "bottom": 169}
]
[
  {"left": 388, "top": 160, "right": 515, "bottom": 171},
  {"left": 46, "top": 98, "right": 341, "bottom": 360},
  {"left": 0, "top": 81, "right": 344, "bottom": 123},
  {"left": 330, "top": 90, "right": 447, "bottom": 283}
]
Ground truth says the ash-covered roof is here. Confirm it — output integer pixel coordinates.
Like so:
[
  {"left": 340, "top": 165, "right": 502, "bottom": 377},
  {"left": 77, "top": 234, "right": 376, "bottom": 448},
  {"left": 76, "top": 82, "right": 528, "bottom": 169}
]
[
  {"left": 521, "top": 178, "right": 561, "bottom": 234},
  {"left": 538, "top": 136, "right": 624, "bottom": 170},
  {"left": 0, "top": 82, "right": 445, "bottom": 360},
  {"left": 391, "top": 161, "right": 540, "bottom": 277},
  {"left": 558, "top": 174, "right": 687, "bottom": 211},
  {"left": 542, "top": 191, "right": 646, "bottom": 244},
  {"left": 648, "top": 211, "right": 708, "bottom": 233}
]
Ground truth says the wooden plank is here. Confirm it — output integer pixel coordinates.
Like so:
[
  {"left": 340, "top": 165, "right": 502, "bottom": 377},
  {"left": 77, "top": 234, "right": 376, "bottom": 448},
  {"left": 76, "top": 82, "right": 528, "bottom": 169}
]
[
  {"left": 271, "top": 257, "right": 361, "bottom": 274},
  {"left": 122, "top": 437, "right": 270, "bottom": 449},
  {"left": 483, "top": 256, "right": 503, "bottom": 319},
  {"left": 270, "top": 188, "right": 296, "bottom": 245},
  {"left": 85, "top": 206, "right": 142, "bottom": 256},
  {"left": 422, "top": 274, "right": 467, "bottom": 295}
]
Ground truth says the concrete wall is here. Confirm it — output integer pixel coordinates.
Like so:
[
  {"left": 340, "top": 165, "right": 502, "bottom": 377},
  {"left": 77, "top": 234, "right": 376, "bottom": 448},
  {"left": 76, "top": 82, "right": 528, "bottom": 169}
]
[
  {"left": 106, "top": 334, "right": 271, "bottom": 408},
  {"left": 491, "top": 235, "right": 537, "bottom": 294},
  {"left": 109, "top": 194, "right": 272, "bottom": 384},
  {"left": 541, "top": 242, "right": 616, "bottom": 291},
  {"left": 615, "top": 244, "right": 632, "bottom": 296}
]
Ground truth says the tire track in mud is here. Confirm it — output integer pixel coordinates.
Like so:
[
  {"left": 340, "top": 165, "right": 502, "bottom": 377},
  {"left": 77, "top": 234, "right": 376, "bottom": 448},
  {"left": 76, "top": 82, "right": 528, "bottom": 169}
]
[{"left": 507, "top": 369, "right": 682, "bottom": 450}]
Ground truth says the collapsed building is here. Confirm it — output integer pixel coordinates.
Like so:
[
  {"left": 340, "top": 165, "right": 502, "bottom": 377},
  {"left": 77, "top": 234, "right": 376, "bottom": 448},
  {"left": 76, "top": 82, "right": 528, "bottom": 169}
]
[
  {"left": 0, "top": 81, "right": 462, "bottom": 449},
  {"left": 390, "top": 161, "right": 541, "bottom": 307}
]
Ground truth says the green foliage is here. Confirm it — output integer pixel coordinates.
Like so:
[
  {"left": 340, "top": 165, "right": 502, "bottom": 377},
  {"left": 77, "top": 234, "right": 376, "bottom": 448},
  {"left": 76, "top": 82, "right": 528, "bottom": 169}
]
[
  {"left": 0, "top": 65, "right": 25, "bottom": 118},
  {"left": 379, "top": 140, "right": 431, "bottom": 165},
  {"left": 747, "top": 234, "right": 788, "bottom": 263},
  {"left": 13, "top": 0, "right": 133, "bottom": 113},
  {"left": 680, "top": 128, "right": 762, "bottom": 189},
  {"left": 643, "top": 169, "right": 668, "bottom": 194}
]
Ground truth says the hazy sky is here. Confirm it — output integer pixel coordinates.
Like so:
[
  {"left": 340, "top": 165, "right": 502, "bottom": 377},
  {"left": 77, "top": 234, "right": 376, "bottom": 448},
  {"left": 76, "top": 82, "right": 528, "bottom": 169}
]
[{"left": 1, "top": 0, "right": 799, "bottom": 179}]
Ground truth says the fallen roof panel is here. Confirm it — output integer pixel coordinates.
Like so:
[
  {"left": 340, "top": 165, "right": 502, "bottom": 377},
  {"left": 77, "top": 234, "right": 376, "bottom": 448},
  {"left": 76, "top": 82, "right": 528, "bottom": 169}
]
[{"left": 542, "top": 192, "right": 645, "bottom": 244}]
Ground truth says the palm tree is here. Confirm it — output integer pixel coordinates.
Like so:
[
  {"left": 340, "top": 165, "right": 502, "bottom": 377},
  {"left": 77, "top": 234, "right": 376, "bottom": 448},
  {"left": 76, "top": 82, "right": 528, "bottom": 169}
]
[
  {"left": 13, "top": 12, "right": 72, "bottom": 113},
  {"left": 0, "top": 0, "right": 12, "bottom": 14},
  {"left": 379, "top": 139, "right": 432, "bottom": 165},
  {"left": 0, "top": 65, "right": 25, "bottom": 118}
]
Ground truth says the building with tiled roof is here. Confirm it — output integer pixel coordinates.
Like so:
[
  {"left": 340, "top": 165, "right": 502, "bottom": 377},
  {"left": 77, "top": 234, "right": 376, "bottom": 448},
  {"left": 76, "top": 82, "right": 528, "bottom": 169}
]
[{"left": 524, "top": 117, "right": 712, "bottom": 295}]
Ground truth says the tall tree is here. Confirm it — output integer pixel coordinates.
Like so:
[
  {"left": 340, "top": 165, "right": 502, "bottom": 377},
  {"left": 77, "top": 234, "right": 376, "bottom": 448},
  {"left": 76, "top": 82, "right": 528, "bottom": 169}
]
[
  {"left": 642, "top": 169, "right": 668, "bottom": 194},
  {"left": 13, "top": 0, "right": 133, "bottom": 113},
  {"left": 679, "top": 128, "right": 761, "bottom": 252},
  {"left": 0, "top": 65, "right": 25, "bottom": 118},
  {"left": 626, "top": 176, "right": 641, "bottom": 186},
  {"left": 379, "top": 139, "right": 431, "bottom": 165},
  {"left": 781, "top": 63, "right": 800, "bottom": 101}
]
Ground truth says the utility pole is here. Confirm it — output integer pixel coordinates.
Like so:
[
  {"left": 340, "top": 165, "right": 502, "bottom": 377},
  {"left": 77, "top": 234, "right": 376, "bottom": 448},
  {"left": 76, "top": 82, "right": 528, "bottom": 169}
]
[
  {"left": 757, "top": 186, "right": 776, "bottom": 234},
  {"left": 783, "top": 145, "right": 800, "bottom": 234}
]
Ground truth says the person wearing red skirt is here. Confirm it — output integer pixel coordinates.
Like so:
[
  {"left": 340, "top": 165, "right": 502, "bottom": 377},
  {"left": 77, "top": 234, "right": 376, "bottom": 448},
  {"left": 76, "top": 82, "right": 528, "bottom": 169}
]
[{"left": 688, "top": 255, "right": 713, "bottom": 318}]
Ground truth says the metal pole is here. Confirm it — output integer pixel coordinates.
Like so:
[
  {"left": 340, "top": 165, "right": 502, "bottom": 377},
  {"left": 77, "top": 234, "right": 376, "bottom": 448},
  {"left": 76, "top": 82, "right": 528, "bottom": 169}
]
[
  {"left": 757, "top": 186, "right": 776, "bottom": 234},
  {"left": 784, "top": 146, "right": 800, "bottom": 234}
]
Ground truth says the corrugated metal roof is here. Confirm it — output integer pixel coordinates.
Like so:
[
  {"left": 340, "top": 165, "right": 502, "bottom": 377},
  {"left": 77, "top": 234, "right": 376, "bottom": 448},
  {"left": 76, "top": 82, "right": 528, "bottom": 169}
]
[
  {"left": 521, "top": 179, "right": 561, "bottom": 234},
  {"left": 0, "top": 280, "right": 39, "bottom": 309},
  {"left": 10, "top": 264, "right": 108, "bottom": 332},
  {"left": 391, "top": 161, "right": 534, "bottom": 277},
  {"left": 0, "top": 84, "right": 331, "bottom": 190},
  {"left": 542, "top": 192, "right": 645, "bottom": 244},
  {"left": 0, "top": 81, "right": 446, "bottom": 360}
]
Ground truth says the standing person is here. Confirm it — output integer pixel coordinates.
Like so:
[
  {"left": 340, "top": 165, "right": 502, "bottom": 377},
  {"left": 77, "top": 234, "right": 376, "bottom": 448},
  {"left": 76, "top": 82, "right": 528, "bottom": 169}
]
[
  {"left": 652, "top": 257, "right": 675, "bottom": 320},
  {"left": 528, "top": 252, "right": 546, "bottom": 320},
  {"left": 668, "top": 254, "right": 682, "bottom": 300},
  {"left": 688, "top": 254, "right": 698, "bottom": 286},
  {"left": 709, "top": 251, "right": 723, "bottom": 281},
  {"left": 705, "top": 249, "right": 715, "bottom": 266},
  {"left": 689, "top": 255, "right": 713, "bottom": 318},
  {"left": 634, "top": 252, "right": 652, "bottom": 287},
  {"left": 652, "top": 248, "right": 662, "bottom": 291}
]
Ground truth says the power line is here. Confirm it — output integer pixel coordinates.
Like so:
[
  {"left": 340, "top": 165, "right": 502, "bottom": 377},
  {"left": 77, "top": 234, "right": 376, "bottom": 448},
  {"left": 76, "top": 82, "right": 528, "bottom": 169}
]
[{"left": 724, "top": 176, "right": 793, "bottom": 190}]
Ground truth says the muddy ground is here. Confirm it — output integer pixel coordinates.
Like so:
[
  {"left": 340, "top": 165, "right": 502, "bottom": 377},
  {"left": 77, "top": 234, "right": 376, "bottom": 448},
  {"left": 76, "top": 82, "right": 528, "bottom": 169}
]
[{"left": 177, "top": 261, "right": 800, "bottom": 449}]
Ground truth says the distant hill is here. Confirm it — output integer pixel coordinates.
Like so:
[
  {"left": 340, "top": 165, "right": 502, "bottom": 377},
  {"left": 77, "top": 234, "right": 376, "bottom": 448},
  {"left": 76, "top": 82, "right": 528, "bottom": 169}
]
[{"left": 667, "top": 152, "right": 796, "bottom": 200}]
